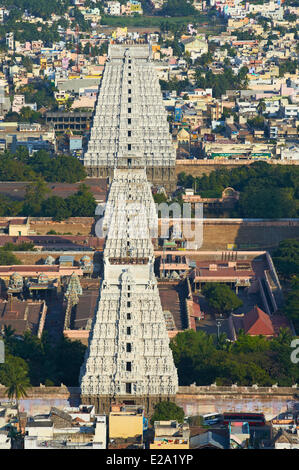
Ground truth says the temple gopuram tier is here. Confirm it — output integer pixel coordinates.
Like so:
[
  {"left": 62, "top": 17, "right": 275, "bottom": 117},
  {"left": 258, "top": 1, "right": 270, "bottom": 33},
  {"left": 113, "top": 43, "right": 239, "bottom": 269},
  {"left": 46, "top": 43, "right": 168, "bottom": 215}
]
[{"left": 83, "top": 43, "right": 176, "bottom": 192}]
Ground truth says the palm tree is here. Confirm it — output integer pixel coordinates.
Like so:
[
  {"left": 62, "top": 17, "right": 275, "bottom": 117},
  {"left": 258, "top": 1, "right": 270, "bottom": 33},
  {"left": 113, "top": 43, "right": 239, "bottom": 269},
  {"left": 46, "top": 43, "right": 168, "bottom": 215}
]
[
  {"left": 2, "top": 325, "right": 16, "bottom": 342},
  {"left": 257, "top": 99, "right": 266, "bottom": 116},
  {"left": 276, "top": 327, "right": 292, "bottom": 345},
  {"left": 217, "top": 332, "right": 232, "bottom": 351},
  {"left": 4, "top": 358, "right": 30, "bottom": 433},
  {"left": 0, "top": 325, "right": 16, "bottom": 354}
]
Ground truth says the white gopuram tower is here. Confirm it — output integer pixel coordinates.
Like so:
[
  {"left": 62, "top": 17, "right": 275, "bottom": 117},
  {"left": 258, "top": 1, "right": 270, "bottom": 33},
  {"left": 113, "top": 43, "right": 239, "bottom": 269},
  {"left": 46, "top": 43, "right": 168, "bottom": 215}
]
[
  {"left": 83, "top": 43, "right": 176, "bottom": 191},
  {"left": 80, "top": 153, "right": 178, "bottom": 414}
]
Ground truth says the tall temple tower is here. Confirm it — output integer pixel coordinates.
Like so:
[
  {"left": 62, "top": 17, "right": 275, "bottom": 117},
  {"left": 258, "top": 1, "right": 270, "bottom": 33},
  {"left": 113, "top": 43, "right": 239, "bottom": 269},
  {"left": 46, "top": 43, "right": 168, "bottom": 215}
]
[
  {"left": 79, "top": 44, "right": 178, "bottom": 415},
  {"left": 83, "top": 44, "right": 176, "bottom": 192}
]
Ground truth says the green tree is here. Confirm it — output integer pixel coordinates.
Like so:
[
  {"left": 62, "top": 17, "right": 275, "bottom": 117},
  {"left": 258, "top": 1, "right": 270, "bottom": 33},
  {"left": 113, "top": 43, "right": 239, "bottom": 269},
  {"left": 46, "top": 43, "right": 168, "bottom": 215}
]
[
  {"left": 19, "top": 107, "right": 43, "bottom": 124},
  {"left": 257, "top": 99, "right": 266, "bottom": 115},
  {"left": 83, "top": 43, "right": 91, "bottom": 55},
  {"left": 285, "top": 277, "right": 299, "bottom": 327},
  {"left": 0, "top": 195, "right": 22, "bottom": 216},
  {"left": 22, "top": 178, "right": 50, "bottom": 216},
  {"left": 0, "top": 355, "right": 31, "bottom": 431},
  {"left": 279, "top": 59, "right": 298, "bottom": 77},
  {"left": 217, "top": 332, "right": 232, "bottom": 351},
  {"left": 247, "top": 115, "right": 266, "bottom": 130},
  {"left": 150, "top": 401, "right": 185, "bottom": 425},
  {"left": 0, "top": 251, "right": 21, "bottom": 266},
  {"left": 169, "top": 328, "right": 299, "bottom": 387},
  {"left": 53, "top": 337, "right": 86, "bottom": 386},
  {"left": 2, "top": 242, "right": 35, "bottom": 252},
  {"left": 1, "top": 325, "right": 16, "bottom": 353},
  {"left": 3, "top": 111, "right": 20, "bottom": 122},
  {"left": 161, "top": 0, "right": 196, "bottom": 16},
  {"left": 99, "top": 42, "right": 108, "bottom": 56},
  {"left": 170, "top": 329, "right": 218, "bottom": 385},
  {"left": 202, "top": 283, "right": 243, "bottom": 315},
  {"left": 239, "top": 187, "right": 297, "bottom": 219},
  {"left": 153, "top": 193, "right": 167, "bottom": 204},
  {"left": 66, "top": 184, "right": 97, "bottom": 217},
  {"left": 22, "top": 56, "right": 33, "bottom": 73},
  {"left": 41, "top": 196, "right": 71, "bottom": 221},
  {"left": 273, "top": 239, "right": 299, "bottom": 279},
  {"left": 7, "top": 424, "right": 23, "bottom": 444}
]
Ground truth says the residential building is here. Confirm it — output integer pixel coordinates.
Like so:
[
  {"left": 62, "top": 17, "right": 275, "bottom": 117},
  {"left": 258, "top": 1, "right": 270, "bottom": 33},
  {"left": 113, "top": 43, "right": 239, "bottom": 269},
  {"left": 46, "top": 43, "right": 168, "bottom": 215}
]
[{"left": 150, "top": 420, "right": 190, "bottom": 449}]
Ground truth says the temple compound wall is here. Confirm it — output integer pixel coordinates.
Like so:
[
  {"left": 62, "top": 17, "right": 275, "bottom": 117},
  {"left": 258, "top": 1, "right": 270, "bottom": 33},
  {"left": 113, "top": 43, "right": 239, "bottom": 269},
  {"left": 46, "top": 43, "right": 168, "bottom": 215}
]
[{"left": 2, "top": 385, "right": 295, "bottom": 420}]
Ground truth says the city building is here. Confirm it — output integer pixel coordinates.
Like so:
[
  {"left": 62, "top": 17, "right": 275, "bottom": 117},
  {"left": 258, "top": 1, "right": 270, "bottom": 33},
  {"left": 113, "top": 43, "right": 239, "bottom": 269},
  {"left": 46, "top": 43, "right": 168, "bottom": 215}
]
[
  {"left": 150, "top": 420, "right": 190, "bottom": 449},
  {"left": 24, "top": 406, "right": 107, "bottom": 449},
  {"left": 109, "top": 404, "right": 144, "bottom": 440}
]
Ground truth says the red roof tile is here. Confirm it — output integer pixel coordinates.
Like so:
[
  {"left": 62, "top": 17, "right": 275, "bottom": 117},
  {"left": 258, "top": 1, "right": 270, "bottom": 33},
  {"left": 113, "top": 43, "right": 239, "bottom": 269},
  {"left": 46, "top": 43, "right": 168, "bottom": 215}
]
[{"left": 243, "top": 306, "right": 274, "bottom": 336}]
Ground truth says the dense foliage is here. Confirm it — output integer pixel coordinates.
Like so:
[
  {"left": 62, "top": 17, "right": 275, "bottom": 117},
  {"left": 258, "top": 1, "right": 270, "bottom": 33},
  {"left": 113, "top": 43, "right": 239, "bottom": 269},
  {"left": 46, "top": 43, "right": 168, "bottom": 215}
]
[
  {"left": 178, "top": 162, "right": 299, "bottom": 218},
  {"left": 0, "top": 20, "right": 60, "bottom": 44},
  {"left": 0, "top": 243, "right": 34, "bottom": 265},
  {"left": 0, "top": 352, "right": 31, "bottom": 431},
  {"left": 0, "top": 195, "right": 23, "bottom": 217},
  {"left": 170, "top": 329, "right": 299, "bottom": 387},
  {"left": 159, "top": 77, "right": 190, "bottom": 94},
  {"left": 0, "top": 149, "right": 86, "bottom": 183},
  {"left": 273, "top": 239, "right": 299, "bottom": 332},
  {"left": 150, "top": 401, "right": 185, "bottom": 425},
  {"left": 0, "top": 251, "right": 21, "bottom": 266},
  {"left": 0, "top": 331, "right": 86, "bottom": 387},
  {"left": 195, "top": 66, "right": 249, "bottom": 98},
  {"left": 4, "top": 108, "right": 45, "bottom": 125},
  {"left": 279, "top": 59, "right": 298, "bottom": 77},
  {"left": 160, "top": 78, "right": 190, "bottom": 94},
  {"left": 1, "top": 0, "right": 71, "bottom": 20},
  {"left": 202, "top": 283, "right": 243, "bottom": 315},
  {"left": 273, "top": 239, "right": 299, "bottom": 280},
  {"left": 160, "top": 0, "right": 196, "bottom": 16},
  {"left": 100, "top": 13, "right": 224, "bottom": 32},
  {"left": 17, "top": 79, "right": 58, "bottom": 111},
  {"left": 22, "top": 180, "right": 97, "bottom": 219},
  {"left": 0, "top": 177, "right": 97, "bottom": 220}
]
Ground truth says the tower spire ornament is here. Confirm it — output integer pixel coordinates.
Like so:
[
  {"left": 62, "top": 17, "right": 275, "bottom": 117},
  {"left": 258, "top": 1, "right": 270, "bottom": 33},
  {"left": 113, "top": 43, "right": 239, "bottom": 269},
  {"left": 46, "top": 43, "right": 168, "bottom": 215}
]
[{"left": 83, "top": 44, "right": 176, "bottom": 191}]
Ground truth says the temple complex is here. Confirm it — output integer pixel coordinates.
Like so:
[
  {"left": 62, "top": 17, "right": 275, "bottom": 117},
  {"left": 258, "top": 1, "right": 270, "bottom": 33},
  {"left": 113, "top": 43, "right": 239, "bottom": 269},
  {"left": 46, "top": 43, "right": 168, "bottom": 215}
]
[
  {"left": 83, "top": 43, "right": 176, "bottom": 192},
  {"left": 80, "top": 44, "right": 178, "bottom": 414}
]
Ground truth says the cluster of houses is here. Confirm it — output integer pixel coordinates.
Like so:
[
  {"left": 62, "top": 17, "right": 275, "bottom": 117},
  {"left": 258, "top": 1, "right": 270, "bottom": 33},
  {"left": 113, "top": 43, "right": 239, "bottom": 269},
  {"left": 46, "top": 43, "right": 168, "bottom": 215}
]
[
  {"left": 1, "top": 400, "right": 299, "bottom": 449},
  {"left": 0, "top": 0, "right": 298, "bottom": 158}
]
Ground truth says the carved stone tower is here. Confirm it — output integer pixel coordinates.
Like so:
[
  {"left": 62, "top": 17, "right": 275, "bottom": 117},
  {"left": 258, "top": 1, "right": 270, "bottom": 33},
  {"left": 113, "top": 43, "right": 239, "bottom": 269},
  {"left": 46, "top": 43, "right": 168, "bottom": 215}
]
[
  {"left": 79, "top": 157, "right": 178, "bottom": 414},
  {"left": 83, "top": 43, "right": 176, "bottom": 192}
]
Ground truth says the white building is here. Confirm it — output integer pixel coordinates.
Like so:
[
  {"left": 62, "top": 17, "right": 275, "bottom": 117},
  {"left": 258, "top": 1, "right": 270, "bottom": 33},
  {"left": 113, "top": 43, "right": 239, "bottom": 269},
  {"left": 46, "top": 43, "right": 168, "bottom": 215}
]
[
  {"left": 0, "top": 430, "right": 11, "bottom": 449},
  {"left": 24, "top": 408, "right": 107, "bottom": 449},
  {"left": 280, "top": 145, "right": 299, "bottom": 161},
  {"left": 106, "top": 1, "right": 121, "bottom": 15},
  {"left": 282, "top": 104, "right": 299, "bottom": 119},
  {"left": 237, "top": 101, "right": 258, "bottom": 114}
]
